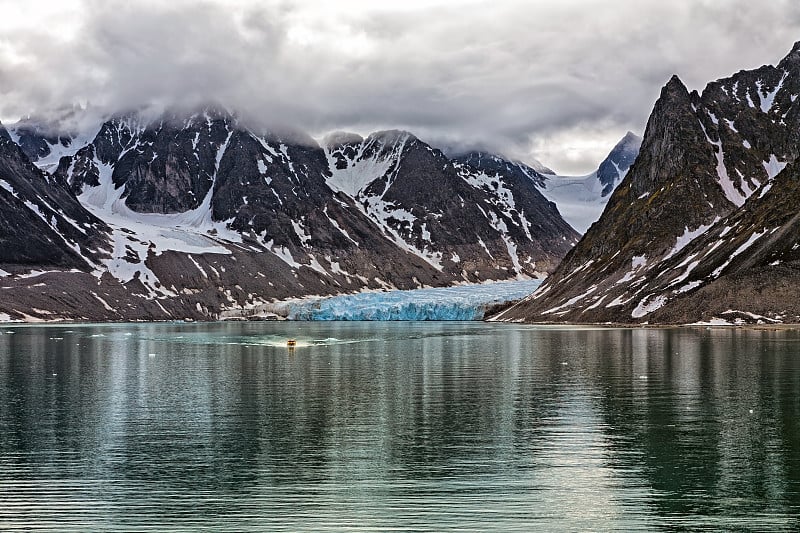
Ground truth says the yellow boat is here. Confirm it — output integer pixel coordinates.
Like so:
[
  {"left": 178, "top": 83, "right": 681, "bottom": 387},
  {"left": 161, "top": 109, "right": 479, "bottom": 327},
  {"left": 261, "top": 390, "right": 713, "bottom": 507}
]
[{"left": 286, "top": 339, "right": 297, "bottom": 347}]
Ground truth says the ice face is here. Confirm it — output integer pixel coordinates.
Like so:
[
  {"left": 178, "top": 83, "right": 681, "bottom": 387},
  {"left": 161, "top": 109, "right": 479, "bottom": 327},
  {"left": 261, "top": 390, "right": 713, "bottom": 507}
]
[{"left": 282, "top": 279, "right": 543, "bottom": 321}]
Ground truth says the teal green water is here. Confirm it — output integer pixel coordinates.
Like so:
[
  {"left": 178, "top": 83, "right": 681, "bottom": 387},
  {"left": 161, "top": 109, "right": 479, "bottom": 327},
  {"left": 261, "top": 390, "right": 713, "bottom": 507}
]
[{"left": 1, "top": 322, "right": 799, "bottom": 531}]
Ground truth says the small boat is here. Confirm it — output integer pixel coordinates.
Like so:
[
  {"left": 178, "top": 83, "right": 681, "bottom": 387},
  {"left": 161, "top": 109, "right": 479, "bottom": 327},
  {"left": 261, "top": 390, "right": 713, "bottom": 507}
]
[{"left": 286, "top": 339, "right": 297, "bottom": 347}]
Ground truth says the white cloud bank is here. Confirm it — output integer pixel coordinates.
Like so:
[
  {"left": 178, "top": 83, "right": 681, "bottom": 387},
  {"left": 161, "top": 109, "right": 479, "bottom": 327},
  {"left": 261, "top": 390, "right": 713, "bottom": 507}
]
[{"left": 1, "top": 0, "right": 800, "bottom": 173}]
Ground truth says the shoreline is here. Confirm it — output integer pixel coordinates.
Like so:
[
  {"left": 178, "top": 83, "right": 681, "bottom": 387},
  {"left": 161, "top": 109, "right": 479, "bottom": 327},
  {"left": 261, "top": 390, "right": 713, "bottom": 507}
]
[{"left": 1, "top": 318, "right": 799, "bottom": 330}]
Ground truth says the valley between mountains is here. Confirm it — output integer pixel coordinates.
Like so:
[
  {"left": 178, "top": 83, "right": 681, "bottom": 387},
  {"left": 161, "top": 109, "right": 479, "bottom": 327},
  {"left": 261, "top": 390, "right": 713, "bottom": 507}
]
[
  {"left": 5, "top": 43, "right": 800, "bottom": 325},
  {"left": 496, "top": 42, "right": 800, "bottom": 325}
]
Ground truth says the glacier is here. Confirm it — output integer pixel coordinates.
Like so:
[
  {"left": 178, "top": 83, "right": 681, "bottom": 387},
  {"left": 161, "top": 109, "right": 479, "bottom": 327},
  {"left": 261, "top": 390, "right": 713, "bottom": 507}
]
[{"left": 270, "top": 279, "right": 542, "bottom": 321}]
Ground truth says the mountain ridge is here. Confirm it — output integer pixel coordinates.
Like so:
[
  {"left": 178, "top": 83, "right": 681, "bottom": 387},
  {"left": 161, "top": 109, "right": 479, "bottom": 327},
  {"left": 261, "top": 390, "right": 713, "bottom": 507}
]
[
  {"left": 0, "top": 108, "right": 581, "bottom": 321},
  {"left": 495, "top": 42, "right": 800, "bottom": 325}
]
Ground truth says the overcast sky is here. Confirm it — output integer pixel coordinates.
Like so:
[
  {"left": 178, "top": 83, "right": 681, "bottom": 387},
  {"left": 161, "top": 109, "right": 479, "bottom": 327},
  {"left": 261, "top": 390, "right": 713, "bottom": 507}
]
[{"left": 2, "top": 0, "right": 800, "bottom": 173}]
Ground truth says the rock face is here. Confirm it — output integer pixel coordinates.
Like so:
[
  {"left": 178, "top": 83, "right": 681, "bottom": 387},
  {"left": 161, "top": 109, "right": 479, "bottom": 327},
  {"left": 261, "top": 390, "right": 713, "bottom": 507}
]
[
  {"left": 325, "top": 132, "right": 579, "bottom": 278},
  {"left": 596, "top": 131, "right": 642, "bottom": 197},
  {"left": 0, "top": 123, "right": 109, "bottom": 270},
  {"left": 496, "top": 43, "right": 800, "bottom": 325},
  {"left": 0, "top": 109, "right": 579, "bottom": 321}
]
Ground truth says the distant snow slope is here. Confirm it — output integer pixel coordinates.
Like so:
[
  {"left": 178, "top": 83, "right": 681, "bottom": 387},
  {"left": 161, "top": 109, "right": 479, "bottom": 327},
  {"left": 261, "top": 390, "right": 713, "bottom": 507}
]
[
  {"left": 540, "top": 172, "right": 607, "bottom": 233},
  {"left": 540, "top": 132, "right": 642, "bottom": 233}
]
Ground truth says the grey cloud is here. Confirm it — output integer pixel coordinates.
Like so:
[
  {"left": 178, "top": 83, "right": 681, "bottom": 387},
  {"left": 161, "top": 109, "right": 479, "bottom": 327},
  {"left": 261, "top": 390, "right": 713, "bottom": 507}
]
[{"left": 2, "top": 0, "right": 800, "bottom": 173}]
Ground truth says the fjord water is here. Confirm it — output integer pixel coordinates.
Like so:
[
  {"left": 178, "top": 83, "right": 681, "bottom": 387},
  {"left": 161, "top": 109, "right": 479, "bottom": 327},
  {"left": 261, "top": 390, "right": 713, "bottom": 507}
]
[{"left": 1, "top": 323, "right": 799, "bottom": 531}]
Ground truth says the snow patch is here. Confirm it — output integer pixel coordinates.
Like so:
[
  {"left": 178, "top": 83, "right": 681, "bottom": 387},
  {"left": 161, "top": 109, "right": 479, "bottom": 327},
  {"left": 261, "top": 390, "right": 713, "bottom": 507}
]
[
  {"left": 757, "top": 72, "right": 787, "bottom": 113},
  {"left": 632, "top": 294, "right": 668, "bottom": 318},
  {"left": 763, "top": 155, "right": 787, "bottom": 180},
  {"left": 663, "top": 221, "right": 716, "bottom": 262},
  {"left": 324, "top": 133, "right": 408, "bottom": 197},
  {"left": 543, "top": 284, "right": 598, "bottom": 315},
  {"left": 699, "top": 120, "right": 749, "bottom": 206},
  {"left": 323, "top": 207, "right": 358, "bottom": 245},
  {"left": 712, "top": 228, "right": 771, "bottom": 278},
  {"left": 291, "top": 219, "right": 312, "bottom": 246}
]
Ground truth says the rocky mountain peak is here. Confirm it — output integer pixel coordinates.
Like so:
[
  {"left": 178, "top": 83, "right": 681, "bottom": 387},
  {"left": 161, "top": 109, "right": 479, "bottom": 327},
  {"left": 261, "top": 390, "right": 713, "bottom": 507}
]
[
  {"left": 367, "top": 129, "right": 416, "bottom": 148},
  {"left": 454, "top": 151, "right": 548, "bottom": 188},
  {"left": 496, "top": 41, "right": 800, "bottom": 325},
  {"left": 596, "top": 131, "right": 642, "bottom": 196},
  {"left": 321, "top": 131, "right": 364, "bottom": 149},
  {"left": 626, "top": 74, "right": 717, "bottom": 202},
  {"left": 778, "top": 41, "right": 800, "bottom": 69},
  {"left": 620, "top": 131, "right": 640, "bottom": 145},
  {"left": 526, "top": 158, "right": 555, "bottom": 176},
  {"left": 162, "top": 103, "right": 236, "bottom": 129},
  {"left": 664, "top": 74, "right": 688, "bottom": 95},
  {"left": 0, "top": 99, "right": 584, "bottom": 321}
]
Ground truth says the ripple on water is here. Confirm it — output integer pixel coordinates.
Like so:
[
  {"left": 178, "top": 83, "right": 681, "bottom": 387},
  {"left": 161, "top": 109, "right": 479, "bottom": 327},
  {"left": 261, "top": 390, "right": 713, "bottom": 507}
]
[{"left": 1, "top": 323, "right": 800, "bottom": 531}]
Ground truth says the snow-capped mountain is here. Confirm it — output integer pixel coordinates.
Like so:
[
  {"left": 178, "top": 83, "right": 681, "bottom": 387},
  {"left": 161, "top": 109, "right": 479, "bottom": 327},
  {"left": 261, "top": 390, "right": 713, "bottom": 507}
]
[
  {"left": 496, "top": 42, "right": 800, "bottom": 325},
  {"left": 538, "top": 132, "right": 641, "bottom": 233},
  {"left": 324, "top": 132, "right": 577, "bottom": 277},
  {"left": 0, "top": 108, "right": 579, "bottom": 321},
  {"left": 525, "top": 156, "right": 556, "bottom": 176},
  {"left": 0, "top": 122, "right": 109, "bottom": 270},
  {"left": 595, "top": 131, "right": 642, "bottom": 196},
  {"left": 5, "top": 106, "right": 98, "bottom": 175}
]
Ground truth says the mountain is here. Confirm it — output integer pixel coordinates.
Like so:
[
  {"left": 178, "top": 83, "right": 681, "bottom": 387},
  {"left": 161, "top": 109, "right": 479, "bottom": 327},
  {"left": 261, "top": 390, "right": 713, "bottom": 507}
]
[
  {"left": 0, "top": 122, "right": 109, "bottom": 270},
  {"left": 0, "top": 109, "right": 579, "bottom": 321},
  {"left": 539, "top": 132, "right": 642, "bottom": 232},
  {"left": 495, "top": 43, "right": 800, "bottom": 325},
  {"left": 596, "top": 131, "right": 642, "bottom": 196},
  {"left": 324, "top": 133, "right": 577, "bottom": 277},
  {"left": 526, "top": 157, "right": 556, "bottom": 176},
  {"left": 5, "top": 106, "right": 98, "bottom": 174}
]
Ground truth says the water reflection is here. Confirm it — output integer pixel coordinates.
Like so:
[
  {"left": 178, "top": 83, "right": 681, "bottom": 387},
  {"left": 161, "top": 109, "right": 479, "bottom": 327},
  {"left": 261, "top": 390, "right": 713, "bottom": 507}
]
[{"left": 1, "top": 323, "right": 799, "bottom": 530}]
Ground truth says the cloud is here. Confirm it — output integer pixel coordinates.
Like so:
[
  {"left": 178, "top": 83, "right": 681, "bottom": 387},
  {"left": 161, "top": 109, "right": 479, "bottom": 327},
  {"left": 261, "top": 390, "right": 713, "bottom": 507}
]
[{"left": 1, "top": 0, "right": 800, "bottom": 173}]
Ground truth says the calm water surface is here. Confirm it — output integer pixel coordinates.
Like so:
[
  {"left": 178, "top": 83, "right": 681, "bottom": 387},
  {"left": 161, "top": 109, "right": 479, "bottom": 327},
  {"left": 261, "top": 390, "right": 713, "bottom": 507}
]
[{"left": 1, "top": 322, "right": 800, "bottom": 531}]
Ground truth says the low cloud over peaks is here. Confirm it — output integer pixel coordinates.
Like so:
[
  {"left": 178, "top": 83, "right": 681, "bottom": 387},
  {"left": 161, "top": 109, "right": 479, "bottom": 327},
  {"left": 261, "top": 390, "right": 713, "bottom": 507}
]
[{"left": 2, "top": 0, "right": 800, "bottom": 173}]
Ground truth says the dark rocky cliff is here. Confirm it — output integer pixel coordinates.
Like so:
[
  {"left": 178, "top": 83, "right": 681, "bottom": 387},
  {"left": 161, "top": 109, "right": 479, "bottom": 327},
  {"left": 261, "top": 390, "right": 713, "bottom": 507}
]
[{"left": 496, "top": 43, "right": 800, "bottom": 324}]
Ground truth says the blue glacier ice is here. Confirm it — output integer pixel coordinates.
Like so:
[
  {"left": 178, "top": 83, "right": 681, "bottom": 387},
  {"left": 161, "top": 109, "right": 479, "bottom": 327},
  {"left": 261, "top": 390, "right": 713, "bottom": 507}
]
[{"left": 282, "top": 279, "right": 542, "bottom": 321}]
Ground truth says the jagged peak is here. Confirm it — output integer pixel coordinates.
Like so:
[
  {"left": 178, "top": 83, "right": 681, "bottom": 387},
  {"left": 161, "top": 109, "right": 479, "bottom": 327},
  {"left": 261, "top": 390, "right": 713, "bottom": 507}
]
[
  {"left": 96, "top": 103, "right": 236, "bottom": 133},
  {"left": 648, "top": 75, "right": 694, "bottom": 120},
  {"left": 452, "top": 151, "right": 548, "bottom": 188},
  {"left": 595, "top": 131, "right": 642, "bottom": 197},
  {"left": 161, "top": 102, "right": 236, "bottom": 128},
  {"left": 458, "top": 151, "right": 524, "bottom": 170},
  {"left": 451, "top": 149, "right": 554, "bottom": 177},
  {"left": 610, "top": 131, "right": 642, "bottom": 156},
  {"left": 455, "top": 150, "right": 503, "bottom": 162},
  {"left": 454, "top": 151, "right": 511, "bottom": 171},
  {"left": 0, "top": 121, "right": 10, "bottom": 142},
  {"left": 663, "top": 74, "right": 689, "bottom": 96},
  {"left": 96, "top": 110, "right": 150, "bottom": 137},
  {"left": 368, "top": 129, "right": 416, "bottom": 146},
  {"left": 620, "top": 131, "right": 642, "bottom": 144},
  {"left": 778, "top": 41, "right": 800, "bottom": 69},
  {"left": 321, "top": 131, "right": 364, "bottom": 149}
]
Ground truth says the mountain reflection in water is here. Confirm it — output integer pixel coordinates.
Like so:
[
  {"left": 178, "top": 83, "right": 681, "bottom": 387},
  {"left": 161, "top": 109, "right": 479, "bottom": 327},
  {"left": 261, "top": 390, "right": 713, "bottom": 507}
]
[{"left": 0, "top": 322, "right": 798, "bottom": 531}]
